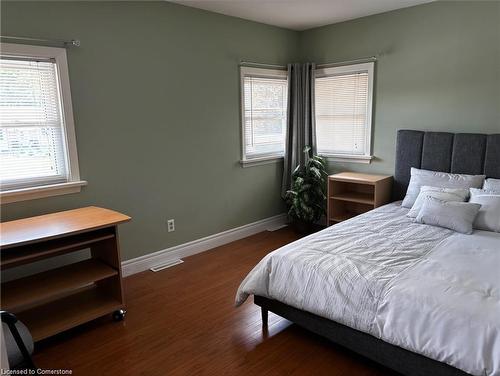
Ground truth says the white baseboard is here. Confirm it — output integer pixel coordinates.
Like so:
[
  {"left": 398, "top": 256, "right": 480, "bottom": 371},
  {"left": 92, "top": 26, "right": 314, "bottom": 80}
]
[{"left": 121, "top": 213, "right": 288, "bottom": 277}]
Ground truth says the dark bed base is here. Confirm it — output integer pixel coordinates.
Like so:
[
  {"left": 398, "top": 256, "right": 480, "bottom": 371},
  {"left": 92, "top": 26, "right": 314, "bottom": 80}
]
[{"left": 254, "top": 296, "right": 471, "bottom": 376}]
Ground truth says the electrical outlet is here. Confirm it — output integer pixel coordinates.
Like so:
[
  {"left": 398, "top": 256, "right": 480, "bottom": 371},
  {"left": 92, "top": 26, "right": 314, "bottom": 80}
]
[{"left": 167, "top": 219, "right": 175, "bottom": 232}]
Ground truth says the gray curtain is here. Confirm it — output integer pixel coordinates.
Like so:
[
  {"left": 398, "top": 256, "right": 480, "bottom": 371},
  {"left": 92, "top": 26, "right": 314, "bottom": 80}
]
[{"left": 281, "top": 63, "right": 316, "bottom": 198}]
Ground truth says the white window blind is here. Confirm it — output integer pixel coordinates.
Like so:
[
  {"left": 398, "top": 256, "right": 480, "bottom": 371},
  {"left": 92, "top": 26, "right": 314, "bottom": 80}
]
[
  {"left": 241, "top": 67, "right": 288, "bottom": 161},
  {"left": 0, "top": 57, "right": 69, "bottom": 190},
  {"left": 315, "top": 62, "right": 374, "bottom": 158}
]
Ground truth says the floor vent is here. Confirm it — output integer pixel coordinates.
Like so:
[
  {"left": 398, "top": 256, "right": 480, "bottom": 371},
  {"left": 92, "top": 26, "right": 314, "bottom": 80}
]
[{"left": 150, "top": 259, "right": 184, "bottom": 272}]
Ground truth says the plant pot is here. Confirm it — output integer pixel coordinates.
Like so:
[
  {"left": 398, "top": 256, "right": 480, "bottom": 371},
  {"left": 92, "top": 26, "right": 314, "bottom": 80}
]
[{"left": 291, "top": 219, "right": 315, "bottom": 235}]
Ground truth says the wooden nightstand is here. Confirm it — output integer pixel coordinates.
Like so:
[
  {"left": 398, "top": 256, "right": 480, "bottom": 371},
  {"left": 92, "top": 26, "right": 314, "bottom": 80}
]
[{"left": 327, "top": 172, "right": 393, "bottom": 225}]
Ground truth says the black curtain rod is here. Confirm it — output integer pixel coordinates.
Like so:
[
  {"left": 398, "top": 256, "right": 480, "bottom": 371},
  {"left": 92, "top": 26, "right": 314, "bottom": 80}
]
[{"left": 240, "top": 55, "right": 378, "bottom": 70}]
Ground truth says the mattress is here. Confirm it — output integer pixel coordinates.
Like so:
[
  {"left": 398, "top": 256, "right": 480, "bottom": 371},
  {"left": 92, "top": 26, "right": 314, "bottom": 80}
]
[{"left": 235, "top": 202, "right": 500, "bottom": 376}]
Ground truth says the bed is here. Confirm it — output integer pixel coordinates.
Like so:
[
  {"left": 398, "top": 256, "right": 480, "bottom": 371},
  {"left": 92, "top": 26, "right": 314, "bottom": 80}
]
[{"left": 236, "top": 130, "right": 500, "bottom": 376}]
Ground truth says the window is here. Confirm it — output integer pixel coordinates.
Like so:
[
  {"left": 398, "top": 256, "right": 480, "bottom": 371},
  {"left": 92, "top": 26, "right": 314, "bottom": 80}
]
[
  {"left": 315, "top": 62, "right": 374, "bottom": 163},
  {"left": 0, "top": 43, "right": 85, "bottom": 203},
  {"left": 240, "top": 66, "right": 288, "bottom": 165}
]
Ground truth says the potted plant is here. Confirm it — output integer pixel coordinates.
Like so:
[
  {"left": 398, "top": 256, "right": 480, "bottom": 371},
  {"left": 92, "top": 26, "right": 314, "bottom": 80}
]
[{"left": 285, "top": 146, "right": 328, "bottom": 234}]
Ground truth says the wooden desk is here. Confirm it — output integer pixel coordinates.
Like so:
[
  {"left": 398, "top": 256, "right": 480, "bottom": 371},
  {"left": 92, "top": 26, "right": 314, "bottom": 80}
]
[{"left": 0, "top": 206, "right": 131, "bottom": 342}]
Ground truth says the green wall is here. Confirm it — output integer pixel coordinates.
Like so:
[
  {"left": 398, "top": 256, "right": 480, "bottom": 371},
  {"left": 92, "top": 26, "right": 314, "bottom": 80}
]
[
  {"left": 301, "top": 0, "right": 500, "bottom": 174},
  {"left": 0, "top": 1, "right": 298, "bottom": 261},
  {"left": 1, "top": 1, "right": 499, "bottom": 263}
]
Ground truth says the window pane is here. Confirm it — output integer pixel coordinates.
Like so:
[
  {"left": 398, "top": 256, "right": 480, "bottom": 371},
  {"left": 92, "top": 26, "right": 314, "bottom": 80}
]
[
  {"left": 315, "top": 70, "right": 370, "bottom": 155},
  {"left": 243, "top": 75, "right": 287, "bottom": 159},
  {"left": 0, "top": 58, "right": 68, "bottom": 189}
]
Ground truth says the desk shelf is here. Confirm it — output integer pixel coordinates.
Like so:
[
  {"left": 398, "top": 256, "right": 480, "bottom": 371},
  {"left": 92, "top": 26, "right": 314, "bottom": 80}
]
[
  {"left": 1, "top": 228, "right": 115, "bottom": 270},
  {"left": 16, "top": 287, "right": 123, "bottom": 342},
  {"left": 2, "top": 259, "right": 118, "bottom": 311}
]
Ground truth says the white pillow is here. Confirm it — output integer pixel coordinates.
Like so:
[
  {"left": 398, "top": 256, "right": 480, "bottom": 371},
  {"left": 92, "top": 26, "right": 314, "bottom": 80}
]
[
  {"left": 470, "top": 187, "right": 500, "bottom": 195},
  {"left": 402, "top": 168, "right": 485, "bottom": 208},
  {"left": 469, "top": 188, "right": 500, "bottom": 232},
  {"left": 407, "top": 186, "right": 469, "bottom": 218},
  {"left": 415, "top": 197, "right": 481, "bottom": 234},
  {"left": 483, "top": 178, "right": 500, "bottom": 192}
]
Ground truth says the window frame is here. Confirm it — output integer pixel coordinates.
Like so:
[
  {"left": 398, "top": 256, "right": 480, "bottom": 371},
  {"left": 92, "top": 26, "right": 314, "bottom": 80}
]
[
  {"left": 239, "top": 66, "right": 288, "bottom": 167},
  {"left": 0, "top": 43, "right": 85, "bottom": 203},
  {"left": 314, "top": 62, "right": 374, "bottom": 164}
]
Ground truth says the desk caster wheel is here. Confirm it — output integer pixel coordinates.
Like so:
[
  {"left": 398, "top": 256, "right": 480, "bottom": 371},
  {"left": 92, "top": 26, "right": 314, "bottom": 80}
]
[{"left": 113, "top": 309, "right": 126, "bottom": 321}]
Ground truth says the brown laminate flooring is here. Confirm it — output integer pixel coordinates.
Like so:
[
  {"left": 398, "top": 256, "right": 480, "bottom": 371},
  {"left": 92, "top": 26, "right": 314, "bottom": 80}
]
[{"left": 33, "top": 227, "right": 396, "bottom": 376}]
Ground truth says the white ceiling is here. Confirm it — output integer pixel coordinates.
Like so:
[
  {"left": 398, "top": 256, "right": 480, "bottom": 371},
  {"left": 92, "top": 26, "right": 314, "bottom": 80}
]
[{"left": 169, "top": 0, "right": 435, "bottom": 31}]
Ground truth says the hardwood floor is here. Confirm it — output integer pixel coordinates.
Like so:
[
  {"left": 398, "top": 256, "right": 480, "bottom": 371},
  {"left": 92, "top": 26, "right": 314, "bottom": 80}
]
[{"left": 32, "top": 227, "right": 397, "bottom": 375}]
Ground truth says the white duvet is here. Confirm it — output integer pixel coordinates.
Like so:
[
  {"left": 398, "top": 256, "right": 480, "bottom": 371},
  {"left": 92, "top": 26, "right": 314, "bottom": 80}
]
[{"left": 235, "top": 202, "right": 500, "bottom": 376}]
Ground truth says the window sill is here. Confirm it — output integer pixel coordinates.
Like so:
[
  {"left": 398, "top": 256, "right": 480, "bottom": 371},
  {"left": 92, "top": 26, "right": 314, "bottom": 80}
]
[
  {"left": 0, "top": 181, "right": 88, "bottom": 204},
  {"left": 321, "top": 154, "right": 374, "bottom": 164},
  {"left": 240, "top": 156, "right": 284, "bottom": 168}
]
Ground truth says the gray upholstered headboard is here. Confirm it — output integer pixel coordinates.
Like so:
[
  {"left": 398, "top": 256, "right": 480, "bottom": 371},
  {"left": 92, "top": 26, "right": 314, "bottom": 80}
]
[{"left": 393, "top": 130, "right": 500, "bottom": 200}]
